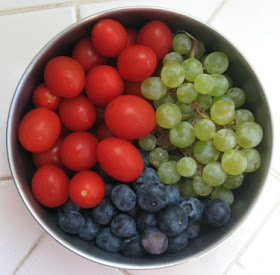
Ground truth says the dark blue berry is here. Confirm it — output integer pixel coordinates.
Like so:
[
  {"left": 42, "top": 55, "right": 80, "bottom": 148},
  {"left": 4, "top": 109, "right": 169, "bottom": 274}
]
[
  {"left": 186, "top": 222, "right": 200, "bottom": 239},
  {"left": 137, "top": 181, "right": 168, "bottom": 212},
  {"left": 166, "top": 185, "right": 180, "bottom": 206},
  {"left": 57, "top": 200, "right": 80, "bottom": 218},
  {"left": 105, "top": 181, "right": 115, "bottom": 197},
  {"left": 134, "top": 167, "right": 160, "bottom": 184},
  {"left": 78, "top": 217, "right": 100, "bottom": 241},
  {"left": 58, "top": 211, "right": 85, "bottom": 234},
  {"left": 96, "top": 228, "right": 121, "bottom": 253},
  {"left": 136, "top": 211, "right": 158, "bottom": 232},
  {"left": 127, "top": 203, "right": 140, "bottom": 218},
  {"left": 111, "top": 184, "right": 136, "bottom": 212},
  {"left": 203, "top": 199, "right": 231, "bottom": 227},
  {"left": 158, "top": 206, "right": 188, "bottom": 236},
  {"left": 92, "top": 198, "right": 118, "bottom": 225},
  {"left": 110, "top": 214, "right": 137, "bottom": 239},
  {"left": 179, "top": 198, "right": 204, "bottom": 222},
  {"left": 167, "top": 231, "right": 188, "bottom": 253},
  {"left": 138, "top": 148, "right": 150, "bottom": 167},
  {"left": 121, "top": 235, "right": 146, "bottom": 258},
  {"left": 141, "top": 227, "right": 168, "bottom": 255}
]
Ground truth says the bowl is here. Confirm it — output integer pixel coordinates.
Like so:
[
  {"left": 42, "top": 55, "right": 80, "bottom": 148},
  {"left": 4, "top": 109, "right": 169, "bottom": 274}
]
[{"left": 6, "top": 6, "right": 273, "bottom": 269}]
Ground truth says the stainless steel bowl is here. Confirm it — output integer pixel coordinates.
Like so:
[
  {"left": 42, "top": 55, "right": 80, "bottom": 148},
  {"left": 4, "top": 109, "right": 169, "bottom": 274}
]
[{"left": 6, "top": 6, "right": 273, "bottom": 269}]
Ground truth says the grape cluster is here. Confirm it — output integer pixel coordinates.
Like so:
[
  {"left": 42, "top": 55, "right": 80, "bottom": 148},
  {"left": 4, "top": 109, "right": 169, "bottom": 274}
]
[{"left": 138, "top": 32, "right": 263, "bottom": 206}]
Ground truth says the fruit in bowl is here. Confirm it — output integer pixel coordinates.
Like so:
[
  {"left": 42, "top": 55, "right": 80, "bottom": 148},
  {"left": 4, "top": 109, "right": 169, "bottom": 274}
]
[{"left": 7, "top": 7, "right": 272, "bottom": 269}]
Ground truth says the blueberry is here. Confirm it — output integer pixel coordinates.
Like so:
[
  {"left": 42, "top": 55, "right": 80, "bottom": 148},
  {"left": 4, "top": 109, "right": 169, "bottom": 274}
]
[
  {"left": 141, "top": 227, "right": 168, "bottom": 255},
  {"left": 96, "top": 228, "right": 122, "bottom": 253},
  {"left": 127, "top": 204, "right": 140, "bottom": 218},
  {"left": 158, "top": 206, "right": 188, "bottom": 236},
  {"left": 111, "top": 184, "right": 136, "bottom": 212},
  {"left": 134, "top": 167, "right": 160, "bottom": 184},
  {"left": 78, "top": 217, "right": 100, "bottom": 241},
  {"left": 121, "top": 235, "right": 146, "bottom": 258},
  {"left": 203, "top": 199, "right": 231, "bottom": 227},
  {"left": 57, "top": 199, "right": 80, "bottom": 218},
  {"left": 179, "top": 198, "right": 204, "bottom": 222},
  {"left": 138, "top": 148, "right": 150, "bottom": 167},
  {"left": 92, "top": 198, "right": 118, "bottom": 225},
  {"left": 105, "top": 181, "right": 114, "bottom": 197},
  {"left": 167, "top": 231, "right": 189, "bottom": 253},
  {"left": 110, "top": 214, "right": 137, "bottom": 239},
  {"left": 186, "top": 222, "right": 200, "bottom": 239},
  {"left": 58, "top": 211, "right": 85, "bottom": 234},
  {"left": 166, "top": 185, "right": 180, "bottom": 206},
  {"left": 137, "top": 181, "right": 168, "bottom": 212},
  {"left": 136, "top": 211, "right": 158, "bottom": 232}
]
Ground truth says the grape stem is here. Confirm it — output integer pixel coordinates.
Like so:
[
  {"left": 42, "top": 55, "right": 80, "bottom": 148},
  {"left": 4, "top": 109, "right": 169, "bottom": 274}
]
[
  {"left": 192, "top": 100, "right": 212, "bottom": 120},
  {"left": 177, "top": 30, "right": 198, "bottom": 58}
]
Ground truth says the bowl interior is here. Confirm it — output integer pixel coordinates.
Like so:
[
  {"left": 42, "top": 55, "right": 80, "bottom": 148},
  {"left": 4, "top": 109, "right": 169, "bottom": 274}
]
[{"left": 7, "top": 6, "right": 272, "bottom": 269}]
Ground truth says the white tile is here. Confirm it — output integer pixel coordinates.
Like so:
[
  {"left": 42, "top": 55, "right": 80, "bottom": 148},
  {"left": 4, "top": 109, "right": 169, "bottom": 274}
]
[
  {"left": 0, "top": 7, "right": 77, "bottom": 178},
  {"left": 226, "top": 262, "right": 248, "bottom": 275},
  {"left": 0, "top": 0, "right": 73, "bottom": 11},
  {"left": 237, "top": 202, "right": 280, "bottom": 274},
  {"left": 0, "top": 180, "right": 43, "bottom": 275},
  {"left": 17, "top": 234, "right": 125, "bottom": 275},
  {"left": 79, "top": 0, "right": 224, "bottom": 22},
  {"left": 210, "top": 0, "right": 280, "bottom": 172}
]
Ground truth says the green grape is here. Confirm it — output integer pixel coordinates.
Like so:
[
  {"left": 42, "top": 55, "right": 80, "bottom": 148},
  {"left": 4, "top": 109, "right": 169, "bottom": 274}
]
[
  {"left": 161, "top": 62, "right": 185, "bottom": 88},
  {"left": 192, "top": 176, "right": 213, "bottom": 196},
  {"left": 194, "top": 119, "right": 216, "bottom": 141},
  {"left": 221, "top": 149, "right": 247, "bottom": 175},
  {"left": 169, "top": 121, "right": 195, "bottom": 148},
  {"left": 172, "top": 33, "right": 192, "bottom": 55},
  {"left": 223, "top": 173, "right": 244, "bottom": 189},
  {"left": 202, "top": 161, "right": 227, "bottom": 186},
  {"left": 196, "top": 94, "right": 213, "bottom": 111},
  {"left": 212, "top": 95, "right": 234, "bottom": 106},
  {"left": 182, "top": 58, "right": 203, "bottom": 82},
  {"left": 208, "top": 74, "right": 229, "bottom": 97},
  {"left": 223, "top": 73, "right": 233, "bottom": 88},
  {"left": 153, "top": 93, "right": 177, "bottom": 109},
  {"left": 177, "top": 83, "right": 198, "bottom": 104},
  {"left": 232, "top": 109, "right": 255, "bottom": 130},
  {"left": 193, "top": 140, "right": 220, "bottom": 165},
  {"left": 194, "top": 74, "right": 215, "bottom": 94},
  {"left": 213, "top": 129, "right": 236, "bottom": 152},
  {"left": 163, "top": 52, "right": 184, "bottom": 65},
  {"left": 241, "top": 148, "right": 261, "bottom": 172},
  {"left": 210, "top": 99, "right": 235, "bottom": 125},
  {"left": 156, "top": 133, "right": 177, "bottom": 151},
  {"left": 211, "top": 186, "right": 234, "bottom": 206},
  {"left": 236, "top": 122, "right": 263, "bottom": 148},
  {"left": 141, "top": 77, "right": 167, "bottom": 100},
  {"left": 204, "top": 51, "right": 229, "bottom": 74},
  {"left": 158, "top": 161, "right": 181, "bottom": 184},
  {"left": 176, "top": 101, "right": 195, "bottom": 121},
  {"left": 156, "top": 103, "right": 182, "bottom": 129},
  {"left": 226, "top": 87, "right": 246, "bottom": 108},
  {"left": 194, "top": 40, "right": 206, "bottom": 59},
  {"left": 176, "top": 157, "right": 197, "bottom": 177},
  {"left": 149, "top": 147, "right": 169, "bottom": 168},
  {"left": 180, "top": 179, "right": 198, "bottom": 198},
  {"left": 138, "top": 133, "right": 157, "bottom": 151}
]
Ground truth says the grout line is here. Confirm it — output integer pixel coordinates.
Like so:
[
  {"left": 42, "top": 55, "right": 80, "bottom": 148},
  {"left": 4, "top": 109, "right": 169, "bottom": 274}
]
[
  {"left": 207, "top": 0, "right": 228, "bottom": 24},
  {"left": 0, "top": 2, "right": 74, "bottom": 16},
  {"left": 270, "top": 168, "right": 280, "bottom": 181},
  {"left": 74, "top": 0, "right": 81, "bottom": 20},
  {"left": 12, "top": 232, "right": 47, "bottom": 275},
  {"left": 118, "top": 269, "right": 133, "bottom": 275},
  {"left": 223, "top": 200, "right": 280, "bottom": 274},
  {"left": 78, "top": 0, "right": 124, "bottom": 5},
  {"left": 0, "top": 176, "right": 13, "bottom": 182}
]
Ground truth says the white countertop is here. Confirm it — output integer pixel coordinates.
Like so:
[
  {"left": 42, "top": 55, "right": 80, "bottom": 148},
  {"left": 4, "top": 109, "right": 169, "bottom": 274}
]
[{"left": 1, "top": 0, "right": 280, "bottom": 274}]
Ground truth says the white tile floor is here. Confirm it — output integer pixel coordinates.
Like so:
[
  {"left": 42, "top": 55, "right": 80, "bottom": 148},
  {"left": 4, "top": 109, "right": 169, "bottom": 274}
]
[{"left": 1, "top": 0, "right": 279, "bottom": 274}]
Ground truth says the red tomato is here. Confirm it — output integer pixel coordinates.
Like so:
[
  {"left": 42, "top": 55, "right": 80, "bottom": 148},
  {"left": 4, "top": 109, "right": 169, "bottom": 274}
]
[
  {"left": 137, "top": 20, "right": 173, "bottom": 60},
  {"left": 59, "top": 131, "right": 98, "bottom": 171},
  {"left": 85, "top": 65, "right": 124, "bottom": 107},
  {"left": 105, "top": 95, "right": 156, "bottom": 140},
  {"left": 32, "top": 137, "right": 64, "bottom": 169},
  {"left": 126, "top": 28, "right": 138, "bottom": 47},
  {"left": 117, "top": 45, "right": 157, "bottom": 82},
  {"left": 97, "top": 137, "right": 143, "bottom": 182},
  {"left": 59, "top": 95, "right": 96, "bottom": 131},
  {"left": 91, "top": 18, "right": 127, "bottom": 57},
  {"left": 96, "top": 122, "right": 114, "bottom": 141},
  {"left": 18, "top": 107, "right": 61, "bottom": 153},
  {"left": 69, "top": 170, "right": 105, "bottom": 208},
  {"left": 32, "top": 83, "right": 61, "bottom": 111},
  {"left": 44, "top": 56, "right": 85, "bottom": 98},
  {"left": 124, "top": 81, "right": 145, "bottom": 99},
  {"left": 72, "top": 36, "right": 107, "bottom": 72},
  {"left": 31, "top": 165, "right": 69, "bottom": 208}
]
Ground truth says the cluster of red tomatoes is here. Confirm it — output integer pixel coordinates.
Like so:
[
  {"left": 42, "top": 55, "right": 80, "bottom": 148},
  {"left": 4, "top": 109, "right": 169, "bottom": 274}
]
[{"left": 18, "top": 19, "right": 173, "bottom": 210}]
